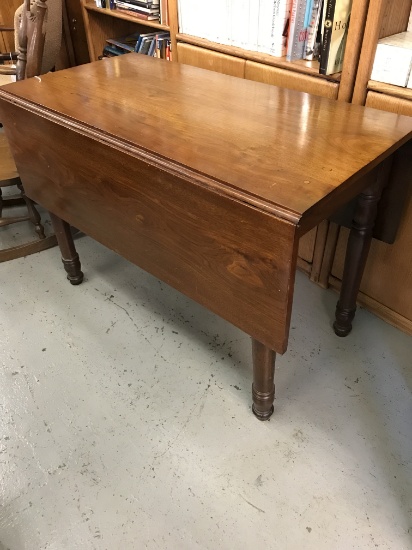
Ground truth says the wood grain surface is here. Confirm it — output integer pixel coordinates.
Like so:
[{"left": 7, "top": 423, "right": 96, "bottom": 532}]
[
  {"left": 0, "top": 54, "right": 411, "bottom": 233},
  {"left": 1, "top": 103, "right": 298, "bottom": 352},
  {"left": 0, "top": 128, "right": 18, "bottom": 182}
]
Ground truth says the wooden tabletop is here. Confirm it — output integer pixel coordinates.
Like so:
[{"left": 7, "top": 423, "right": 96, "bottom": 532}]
[{"left": 1, "top": 54, "right": 411, "bottom": 228}]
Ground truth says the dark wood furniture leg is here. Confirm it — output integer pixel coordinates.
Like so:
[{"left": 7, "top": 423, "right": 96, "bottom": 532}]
[
  {"left": 50, "top": 213, "right": 83, "bottom": 285},
  {"left": 333, "top": 175, "right": 385, "bottom": 337},
  {"left": 252, "top": 339, "right": 276, "bottom": 420}
]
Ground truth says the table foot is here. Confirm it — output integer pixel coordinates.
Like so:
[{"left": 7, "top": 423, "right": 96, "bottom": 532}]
[
  {"left": 62, "top": 256, "right": 83, "bottom": 285},
  {"left": 333, "top": 303, "right": 356, "bottom": 337},
  {"left": 50, "top": 213, "right": 84, "bottom": 285},
  {"left": 252, "top": 339, "right": 275, "bottom": 421}
]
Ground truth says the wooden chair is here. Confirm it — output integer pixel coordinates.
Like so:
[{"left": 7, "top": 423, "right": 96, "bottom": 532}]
[{"left": 0, "top": 0, "right": 62, "bottom": 261}]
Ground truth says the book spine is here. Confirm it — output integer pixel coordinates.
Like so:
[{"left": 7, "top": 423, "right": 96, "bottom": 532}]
[
  {"left": 286, "top": 0, "right": 307, "bottom": 61},
  {"left": 271, "top": 0, "right": 292, "bottom": 58},
  {"left": 319, "top": 0, "right": 336, "bottom": 74},
  {"left": 304, "top": 0, "right": 322, "bottom": 60},
  {"left": 116, "top": 7, "right": 157, "bottom": 19},
  {"left": 116, "top": 1, "right": 159, "bottom": 13},
  {"left": 320, "top": 0, "right": 352, "bottom": 75}
]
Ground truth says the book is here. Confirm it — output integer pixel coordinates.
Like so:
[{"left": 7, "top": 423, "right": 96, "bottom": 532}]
[
  {"left": 120, "top": 0, "right": 159, "bottom": 5},
  {"left": 286, "top": 0, "right": 309, "bottom": 61},
  {"left": 304, "top": 0, "right": 322, "bottom": 60},
  {"left": 116, "top": 5, "right": 160, "bottom": 20},
  {"left": 102, "top": 44, "right": 126, "bottom": 57},
  {"left": 271, "top": 0, "right": 292, "bottom": 58},
  {"left": 116, "top": 1, "right": 159, "bottom": 13},
  {"left": 370, "top": 31, "right": 412, "bottom": 88},
  {"left": 106, "top": 31, "right": 141, "bottom": 52},
  {"left": 116, "top": 1, "right": 159, "bottom": 14},
  {"left": 319, "top": 0, "right": 352, "bottom": 75}
]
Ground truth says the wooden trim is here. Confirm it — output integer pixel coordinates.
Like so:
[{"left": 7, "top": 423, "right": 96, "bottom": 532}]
[
  {"left": 167, "top": 0, "right": 178, "bottom": 62},
  {"left": 310, "top": 220, "right": 330, "bottom": 284},
  {"left": 337, "top": 0, "right": 370, "bottom": 102},
  {"left": 80, "top": 0, "right": 96, "bottom": 62},
  {"left": 176, "top": 33, "right": 341, "bottom": 82},
  {"left": 245, "top": 61, "right": 339, "bottom": 99},
  {"left": 352, "top": 0, "right": 386, "bottom": 105},
  {"left": 329, "top": 275, "right": 412, "bottom": 336},
  {"left": 318, "top": 222, "right": 340, "bottom": 288},
  {"left": 296, "top": 256, "right": 312, "bottom": 276},
  {"left": 367, "top": 81, "right": 412, "bottom": 102},
  {"left": 366, "top": 91, "right": 412, "bottom": 116}
]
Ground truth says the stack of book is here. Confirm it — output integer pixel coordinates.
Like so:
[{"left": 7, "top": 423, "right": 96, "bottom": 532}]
[
  {"left": 115, "top": 0, "right": 160, "bottom": 21},
  {"left": 95, "top": 0, "right": 169, "bottom": 25},
  {"left": 177, "top": 0, "right": 353, "bottom": 75},
  {"left": 371, "top": 32, "right": 412, "bottom": 89},
  {"left": 101, "top": 31, "right": 172, "bottom": 60}
]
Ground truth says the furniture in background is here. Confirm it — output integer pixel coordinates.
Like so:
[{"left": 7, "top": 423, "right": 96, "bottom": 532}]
[
  {"left": 0, "top": 0, "right": 60, "bottom": 261},
  {"left": 318, "top": 0, "right": 412, "bottom": 335},
  {"left": 0, "top": 54, "right": 410, "bottom": 418}
]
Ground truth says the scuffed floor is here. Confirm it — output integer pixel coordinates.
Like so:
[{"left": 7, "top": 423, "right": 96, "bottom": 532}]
[{"left": 0, "top": 234, "right": 411, "bottom": 549}]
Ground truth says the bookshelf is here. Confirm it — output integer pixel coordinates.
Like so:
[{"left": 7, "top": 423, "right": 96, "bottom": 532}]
[
  {"left": 81, "top": 0, "right": 179, "bottom": 61},
  {"left": 321, "top": 0, "right": 412, "bottom": 335}
]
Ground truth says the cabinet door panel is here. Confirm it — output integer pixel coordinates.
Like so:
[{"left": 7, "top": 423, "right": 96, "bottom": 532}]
[
  {"left": 245, "top": 61, "right": 339, "bottom": 99},
  {"left": 177, "top": 43, "right": 245, "bottom": 78}
]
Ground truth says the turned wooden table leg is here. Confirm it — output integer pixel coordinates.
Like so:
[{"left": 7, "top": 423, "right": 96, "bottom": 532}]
[
  {"left": 334, "top": 175, "right": 385, "bottom": 337},
  {"left": 50, "top": 213, "right": 83, "bottom": 285},
  {"left": 252, "top": 339, "right": 276, "bottom": 420}
]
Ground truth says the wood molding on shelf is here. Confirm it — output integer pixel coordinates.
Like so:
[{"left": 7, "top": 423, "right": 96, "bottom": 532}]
[
  {"left": 176, "top": 33, "right": 341, "bottom": 82},
  {"left": 368, "top": 80, "right": 412, "bottom": 101}
]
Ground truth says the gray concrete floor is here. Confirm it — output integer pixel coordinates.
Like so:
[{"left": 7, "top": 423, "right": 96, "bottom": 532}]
[{"left": 0, "top": 228, "right": 411, "bottom": 550}]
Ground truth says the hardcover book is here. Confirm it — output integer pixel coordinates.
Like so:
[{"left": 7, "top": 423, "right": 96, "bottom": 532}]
[
  {"left": 319, "top": 0, "right": 352, "bottom": 75},
  {"left": 371, "top": 32, "right": 412, "bottom": 87}
]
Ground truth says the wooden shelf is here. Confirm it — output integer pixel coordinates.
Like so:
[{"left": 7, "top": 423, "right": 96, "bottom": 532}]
[
  {"left": 368, "top": 80, "right": 412, "bottom": 101},
  {"left": 83, "top": 2, "right": 169, "bottom": 31},
  {"left": 176, "top": 33, "right": 341, "bottom": 82}
]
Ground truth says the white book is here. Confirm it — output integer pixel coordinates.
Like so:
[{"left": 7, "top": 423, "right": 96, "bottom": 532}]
[
  {"left": 247, "top": 0, "right": 260, "bottom": 52},
  {"left": 371, "top": 32, "right": 412, "bottom": 87},
  {"left": 230, "top": 0, "right": 249, "bottom": 48},
  {"left": 257, "top": 0, "right": 273, "bottom": 54},
  {"left": 271, "top": 0, "right": 292, "bottom": 57}
]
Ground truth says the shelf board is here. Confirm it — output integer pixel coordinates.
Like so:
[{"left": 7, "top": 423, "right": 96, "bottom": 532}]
[
  {"left": 176, "top": 33, "right": 341, "bottom": 82},
  {"left": 84, "top": 2, "right": 169, "bottom": 31},
  {"left": 368, "top": 80, "right": 412, "bottom": 101}
]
